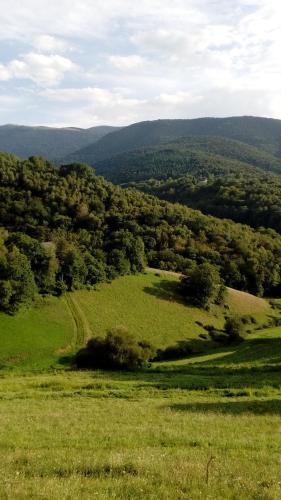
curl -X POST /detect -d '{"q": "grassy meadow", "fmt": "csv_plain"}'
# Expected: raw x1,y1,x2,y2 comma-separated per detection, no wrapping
0,296,73,371
0,272,280,498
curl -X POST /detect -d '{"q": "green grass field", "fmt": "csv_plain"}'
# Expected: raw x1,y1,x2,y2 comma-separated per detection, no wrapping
0,272,275,371
0,341,280,499
0,296,74,371
0,272,280,498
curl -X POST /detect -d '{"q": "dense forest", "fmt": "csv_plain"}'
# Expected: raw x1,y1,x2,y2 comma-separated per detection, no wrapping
1,152,281,313
130,172,281,234
95,139,281,184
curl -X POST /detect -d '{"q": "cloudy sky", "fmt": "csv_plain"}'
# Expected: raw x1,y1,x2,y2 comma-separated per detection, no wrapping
0,0,280,127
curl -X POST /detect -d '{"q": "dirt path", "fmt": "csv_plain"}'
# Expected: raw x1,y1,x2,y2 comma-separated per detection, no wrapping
64,293,92,348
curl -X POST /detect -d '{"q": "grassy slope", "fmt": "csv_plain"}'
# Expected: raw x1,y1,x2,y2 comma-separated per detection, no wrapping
0,296,74,371
74,272,269,349
0,272,272,370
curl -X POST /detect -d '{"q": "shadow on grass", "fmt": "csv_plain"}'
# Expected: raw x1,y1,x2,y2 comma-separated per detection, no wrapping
153,338,281,369
94,337,281,391
182,338,281,367
169,399,281,415
58,354,74,367
143,279,185,305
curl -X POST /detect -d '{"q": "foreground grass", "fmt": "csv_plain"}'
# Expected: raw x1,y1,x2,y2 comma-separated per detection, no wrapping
0,272,280,497
0,354,280,499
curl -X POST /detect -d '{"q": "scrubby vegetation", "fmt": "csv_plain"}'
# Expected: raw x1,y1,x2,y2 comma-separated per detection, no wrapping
224,316,244,343
75,327,155,370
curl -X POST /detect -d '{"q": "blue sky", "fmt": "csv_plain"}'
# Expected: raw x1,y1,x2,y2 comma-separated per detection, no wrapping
0,0,280,127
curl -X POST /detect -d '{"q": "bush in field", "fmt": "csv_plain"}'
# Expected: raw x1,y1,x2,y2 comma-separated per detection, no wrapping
75,327,155,370
224,316,244,343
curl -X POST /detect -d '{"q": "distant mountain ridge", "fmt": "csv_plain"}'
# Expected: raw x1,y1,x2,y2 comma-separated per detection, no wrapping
0,124,120,160
64,116,281,165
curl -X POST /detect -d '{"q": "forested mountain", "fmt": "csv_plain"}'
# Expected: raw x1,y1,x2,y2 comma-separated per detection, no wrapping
89,135,281,234
1,152,281,314
94,138,281,183
64,116,281,164
0,124,120,160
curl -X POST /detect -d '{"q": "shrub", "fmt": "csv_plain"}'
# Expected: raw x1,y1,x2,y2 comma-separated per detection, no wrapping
224,316,244,343
75,327,155,370
155,342,193,361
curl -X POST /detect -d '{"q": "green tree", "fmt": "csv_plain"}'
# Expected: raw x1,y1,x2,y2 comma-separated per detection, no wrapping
0,246,37,313
181,263,224,309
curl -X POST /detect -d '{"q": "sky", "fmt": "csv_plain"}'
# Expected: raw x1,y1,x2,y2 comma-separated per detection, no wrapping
0,0,281,128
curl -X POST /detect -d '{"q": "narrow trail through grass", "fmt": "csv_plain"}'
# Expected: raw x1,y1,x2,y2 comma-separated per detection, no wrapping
64,293,92,348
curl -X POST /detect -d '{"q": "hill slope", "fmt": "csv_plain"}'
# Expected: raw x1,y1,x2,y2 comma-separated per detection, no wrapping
65,116,281,164
0,124,120,159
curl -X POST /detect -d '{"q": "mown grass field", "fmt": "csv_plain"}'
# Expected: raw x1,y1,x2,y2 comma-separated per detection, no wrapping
0,272,280,498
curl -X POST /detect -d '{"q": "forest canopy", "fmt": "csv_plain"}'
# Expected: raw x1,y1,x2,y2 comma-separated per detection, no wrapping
1,152,281,312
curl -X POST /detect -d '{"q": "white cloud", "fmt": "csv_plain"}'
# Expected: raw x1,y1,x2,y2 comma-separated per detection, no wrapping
1,0,281,125
42,86,145,107
109,55,145,70
156,91,202,105
34,35,69,53
0,64,11,81
0,52,77,87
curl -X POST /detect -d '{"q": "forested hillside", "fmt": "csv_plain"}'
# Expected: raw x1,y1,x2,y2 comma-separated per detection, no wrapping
90,137,281,234
1,152,281,314
65,116,281,164
134,173,281,233
95,137,281,183
0,124,119,160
